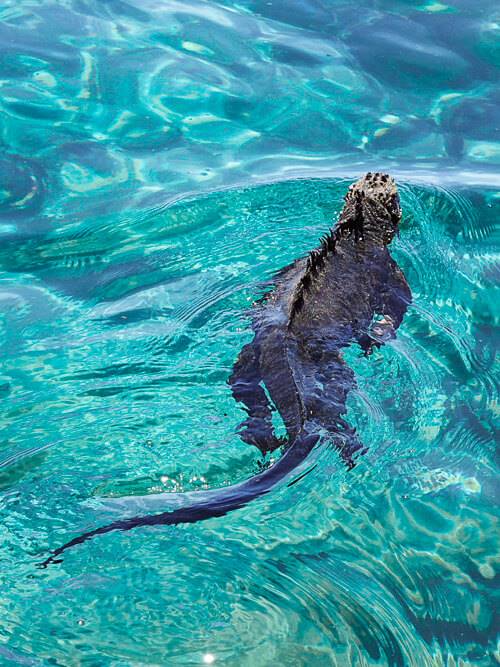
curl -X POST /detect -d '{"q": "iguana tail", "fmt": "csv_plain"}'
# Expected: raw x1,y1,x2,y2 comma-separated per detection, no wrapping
38,432,319,568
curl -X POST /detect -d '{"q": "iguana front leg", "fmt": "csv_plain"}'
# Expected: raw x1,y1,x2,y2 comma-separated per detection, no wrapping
228,340,281,454
359,314,398,355
359,262,411,355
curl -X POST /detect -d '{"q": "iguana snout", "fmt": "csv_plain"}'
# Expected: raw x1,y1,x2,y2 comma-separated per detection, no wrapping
346,172,402,244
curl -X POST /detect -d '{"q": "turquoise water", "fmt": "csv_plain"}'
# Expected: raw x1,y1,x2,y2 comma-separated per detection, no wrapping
0,0,499,665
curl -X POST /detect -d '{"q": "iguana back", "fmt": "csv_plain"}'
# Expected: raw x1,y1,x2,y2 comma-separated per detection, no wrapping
39,173,411,567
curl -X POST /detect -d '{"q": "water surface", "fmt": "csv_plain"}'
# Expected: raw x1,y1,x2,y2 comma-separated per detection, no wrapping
0,1,498,665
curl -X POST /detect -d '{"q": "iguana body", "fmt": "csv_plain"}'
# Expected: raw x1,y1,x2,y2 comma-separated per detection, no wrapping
40,173,411,567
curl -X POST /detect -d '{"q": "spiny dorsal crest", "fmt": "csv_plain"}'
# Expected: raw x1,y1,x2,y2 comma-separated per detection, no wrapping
288,172,398,323
289,228,337,321
288,202,364,322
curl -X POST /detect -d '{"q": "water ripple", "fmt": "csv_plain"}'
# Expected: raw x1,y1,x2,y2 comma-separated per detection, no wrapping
0,0,498,661
1,176,497,664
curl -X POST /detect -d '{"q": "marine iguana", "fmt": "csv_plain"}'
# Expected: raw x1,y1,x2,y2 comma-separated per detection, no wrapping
39,173,411,567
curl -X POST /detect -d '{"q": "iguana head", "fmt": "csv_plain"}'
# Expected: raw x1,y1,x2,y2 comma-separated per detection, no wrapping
344,172,401,245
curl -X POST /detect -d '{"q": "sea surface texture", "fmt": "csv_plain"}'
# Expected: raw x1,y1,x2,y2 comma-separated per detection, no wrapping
0,1,498,665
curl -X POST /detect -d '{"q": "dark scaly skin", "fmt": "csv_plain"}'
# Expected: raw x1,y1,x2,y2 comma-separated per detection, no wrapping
39,173,411,567
230,172,411,463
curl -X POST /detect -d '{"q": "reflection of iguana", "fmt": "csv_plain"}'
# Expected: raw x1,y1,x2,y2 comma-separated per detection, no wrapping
40,173,411,567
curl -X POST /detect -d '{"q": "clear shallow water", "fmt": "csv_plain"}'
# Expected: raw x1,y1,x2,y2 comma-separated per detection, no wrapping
0,1,498,665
